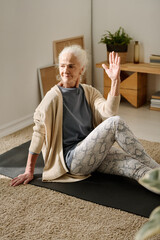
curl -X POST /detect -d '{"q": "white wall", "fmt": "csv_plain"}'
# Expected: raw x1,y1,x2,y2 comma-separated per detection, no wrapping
1,0,160,138
0,0,92,137
92,0,160,95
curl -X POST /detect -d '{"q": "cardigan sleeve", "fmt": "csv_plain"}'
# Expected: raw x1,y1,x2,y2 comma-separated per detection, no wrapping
99,92,121,120
29,85,60,156
29,109,45,154
28,88,55,155
82,84,120,125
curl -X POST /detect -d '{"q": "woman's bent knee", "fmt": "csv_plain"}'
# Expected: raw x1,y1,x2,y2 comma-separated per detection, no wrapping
105,115,124,125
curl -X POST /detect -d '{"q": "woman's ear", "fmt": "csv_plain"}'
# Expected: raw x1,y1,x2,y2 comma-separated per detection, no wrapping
80,67,84,75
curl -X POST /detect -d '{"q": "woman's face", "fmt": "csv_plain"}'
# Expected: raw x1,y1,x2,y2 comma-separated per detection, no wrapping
59,52,83,88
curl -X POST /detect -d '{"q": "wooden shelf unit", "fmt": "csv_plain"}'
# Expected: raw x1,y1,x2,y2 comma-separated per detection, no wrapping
96,62,160,108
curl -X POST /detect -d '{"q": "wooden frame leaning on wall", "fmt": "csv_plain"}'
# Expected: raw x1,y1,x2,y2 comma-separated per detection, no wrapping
53,35,84,64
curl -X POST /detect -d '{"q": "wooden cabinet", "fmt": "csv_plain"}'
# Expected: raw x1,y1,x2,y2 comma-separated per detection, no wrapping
96,62,160,108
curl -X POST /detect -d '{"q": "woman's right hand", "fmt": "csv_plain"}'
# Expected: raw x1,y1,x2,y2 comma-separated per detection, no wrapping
10,172,34,187
10,152,38,187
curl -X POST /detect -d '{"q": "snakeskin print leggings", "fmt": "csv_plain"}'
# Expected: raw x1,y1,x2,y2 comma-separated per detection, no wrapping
69,116,159,180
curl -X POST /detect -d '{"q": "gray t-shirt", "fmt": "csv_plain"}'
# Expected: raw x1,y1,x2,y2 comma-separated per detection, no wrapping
58,85,93,169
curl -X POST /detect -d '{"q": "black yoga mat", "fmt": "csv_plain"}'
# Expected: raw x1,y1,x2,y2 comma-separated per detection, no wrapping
0,141,160,218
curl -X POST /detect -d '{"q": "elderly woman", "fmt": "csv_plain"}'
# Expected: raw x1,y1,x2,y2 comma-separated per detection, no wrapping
11,45,160,194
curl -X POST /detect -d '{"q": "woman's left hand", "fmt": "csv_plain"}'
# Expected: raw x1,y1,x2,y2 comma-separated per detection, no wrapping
102,51,120,82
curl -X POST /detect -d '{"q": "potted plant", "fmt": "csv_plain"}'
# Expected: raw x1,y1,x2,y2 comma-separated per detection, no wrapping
99,27,132,63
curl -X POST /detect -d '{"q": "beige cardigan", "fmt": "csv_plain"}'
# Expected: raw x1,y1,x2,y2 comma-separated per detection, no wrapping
29,84,120,182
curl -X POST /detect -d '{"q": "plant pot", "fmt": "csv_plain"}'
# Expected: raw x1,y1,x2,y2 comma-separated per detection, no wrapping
106,44,128,64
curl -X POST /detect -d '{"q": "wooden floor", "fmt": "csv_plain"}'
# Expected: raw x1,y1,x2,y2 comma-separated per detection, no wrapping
118,99,160,143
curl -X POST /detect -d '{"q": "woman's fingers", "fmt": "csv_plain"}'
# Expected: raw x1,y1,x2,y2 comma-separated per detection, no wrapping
10,177,24,186
10,176,19,185
117,55,121,65
115,52,118,64
10,174,33,187
109,52,113,64
109,52,120,65
102,63,108,71
23,178,32,185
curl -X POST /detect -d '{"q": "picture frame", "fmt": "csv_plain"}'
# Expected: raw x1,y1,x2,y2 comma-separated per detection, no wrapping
38,64,59,98
53,35,84,64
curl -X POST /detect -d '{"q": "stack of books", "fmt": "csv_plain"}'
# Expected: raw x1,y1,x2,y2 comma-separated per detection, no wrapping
150,91,160,111
150,55,160,64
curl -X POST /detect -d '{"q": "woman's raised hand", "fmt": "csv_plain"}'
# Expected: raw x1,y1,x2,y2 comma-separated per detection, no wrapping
102,51,120,82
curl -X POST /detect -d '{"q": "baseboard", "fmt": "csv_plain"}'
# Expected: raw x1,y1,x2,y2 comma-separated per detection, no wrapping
0,114,33,138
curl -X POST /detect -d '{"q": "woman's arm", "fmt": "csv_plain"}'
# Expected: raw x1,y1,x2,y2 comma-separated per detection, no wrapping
102,51,121,96
10,112,45,187
10,152,39,187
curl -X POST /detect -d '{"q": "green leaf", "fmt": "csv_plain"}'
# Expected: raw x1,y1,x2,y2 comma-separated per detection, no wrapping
139,168,160,194
99,27,132,45
135,206,160,240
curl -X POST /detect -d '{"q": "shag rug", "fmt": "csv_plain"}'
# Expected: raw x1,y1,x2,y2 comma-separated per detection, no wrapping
0,125,160,240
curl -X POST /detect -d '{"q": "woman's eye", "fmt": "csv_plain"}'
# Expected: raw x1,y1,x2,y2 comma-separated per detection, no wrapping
69,65,75,68
60,64,75,69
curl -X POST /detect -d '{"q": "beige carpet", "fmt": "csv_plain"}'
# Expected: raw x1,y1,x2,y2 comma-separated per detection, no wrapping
0,125,160,240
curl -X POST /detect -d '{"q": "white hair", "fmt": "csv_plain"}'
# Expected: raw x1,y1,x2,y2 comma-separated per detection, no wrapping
58,45,88,75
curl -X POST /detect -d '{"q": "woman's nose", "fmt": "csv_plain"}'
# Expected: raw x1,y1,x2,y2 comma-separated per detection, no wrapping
64,65,69,72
